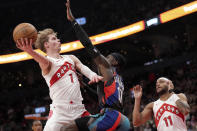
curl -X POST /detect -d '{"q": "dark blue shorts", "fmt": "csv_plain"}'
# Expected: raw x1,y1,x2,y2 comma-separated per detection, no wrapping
75,108,130,131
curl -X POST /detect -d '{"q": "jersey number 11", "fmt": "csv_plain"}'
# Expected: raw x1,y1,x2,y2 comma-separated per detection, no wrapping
163,116,173,127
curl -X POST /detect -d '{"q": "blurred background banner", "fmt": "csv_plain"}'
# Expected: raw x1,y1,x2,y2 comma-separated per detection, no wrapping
0,1,197,64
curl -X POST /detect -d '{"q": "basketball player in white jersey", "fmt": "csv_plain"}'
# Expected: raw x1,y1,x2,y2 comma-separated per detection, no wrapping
15,30,103,131
132,77,190,131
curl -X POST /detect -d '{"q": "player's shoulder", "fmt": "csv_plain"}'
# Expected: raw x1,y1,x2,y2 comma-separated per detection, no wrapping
61,54,75,59
153,98,161,104
176,93,187,100
64,54,77,59
146,102,154,109
61,54,70,57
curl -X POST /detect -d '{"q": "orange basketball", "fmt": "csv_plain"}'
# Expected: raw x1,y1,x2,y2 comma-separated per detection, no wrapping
13,23,37,43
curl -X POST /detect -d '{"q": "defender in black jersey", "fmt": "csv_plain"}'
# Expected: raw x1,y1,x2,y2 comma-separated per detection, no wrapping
60,1,130,131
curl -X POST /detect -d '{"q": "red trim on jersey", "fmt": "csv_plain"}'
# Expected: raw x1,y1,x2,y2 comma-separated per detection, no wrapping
154,103,185,127
48,110,53,119
107,112,121,131
81,111,90,117
50,61,76,87
104,80,116,100
102,96,105,104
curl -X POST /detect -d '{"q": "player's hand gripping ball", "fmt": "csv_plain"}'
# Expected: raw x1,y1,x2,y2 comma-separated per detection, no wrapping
13,23,37,43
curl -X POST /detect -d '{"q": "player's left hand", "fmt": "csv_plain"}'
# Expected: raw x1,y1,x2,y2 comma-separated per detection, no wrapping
16,38,34,52
66,0,75,21
88,75,103,85
133,85,143,99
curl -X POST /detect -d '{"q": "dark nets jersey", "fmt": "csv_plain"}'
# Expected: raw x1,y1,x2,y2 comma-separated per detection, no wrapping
97,69,124,110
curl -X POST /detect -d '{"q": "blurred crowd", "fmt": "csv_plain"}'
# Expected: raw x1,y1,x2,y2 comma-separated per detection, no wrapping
0,0,193,54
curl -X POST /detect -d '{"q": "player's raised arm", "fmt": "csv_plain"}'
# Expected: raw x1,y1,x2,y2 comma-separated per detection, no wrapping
132,85,153,127
66,0,113,81
66,0,98,58
16,38,51,75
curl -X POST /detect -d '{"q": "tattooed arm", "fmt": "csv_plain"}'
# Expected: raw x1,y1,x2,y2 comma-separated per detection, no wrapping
176,93,190,115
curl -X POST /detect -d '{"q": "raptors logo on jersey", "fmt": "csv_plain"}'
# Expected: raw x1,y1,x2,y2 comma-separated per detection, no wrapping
50,61,75,87
43,55,83,102
153,94,187,131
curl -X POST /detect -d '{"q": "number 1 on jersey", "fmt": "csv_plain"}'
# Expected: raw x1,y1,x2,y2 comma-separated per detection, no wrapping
163,116,173,127
69,73,74,83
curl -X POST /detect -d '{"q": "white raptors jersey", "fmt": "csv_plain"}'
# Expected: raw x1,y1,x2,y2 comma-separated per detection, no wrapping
43,55,83,103
153,94,187,131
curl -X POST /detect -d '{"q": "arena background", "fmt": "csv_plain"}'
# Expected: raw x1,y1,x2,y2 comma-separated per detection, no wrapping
0,0,197,130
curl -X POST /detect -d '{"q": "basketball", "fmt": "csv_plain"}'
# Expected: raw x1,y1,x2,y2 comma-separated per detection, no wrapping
13,23,37,43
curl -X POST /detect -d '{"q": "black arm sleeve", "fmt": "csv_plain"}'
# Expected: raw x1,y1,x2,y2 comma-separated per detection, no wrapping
71,20,100,58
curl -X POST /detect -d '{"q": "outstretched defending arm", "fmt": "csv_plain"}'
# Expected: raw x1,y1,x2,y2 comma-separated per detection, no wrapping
66,0,113,81
66,0,100,58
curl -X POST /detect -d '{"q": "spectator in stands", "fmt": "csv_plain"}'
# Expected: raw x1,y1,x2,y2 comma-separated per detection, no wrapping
32,120,42,131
